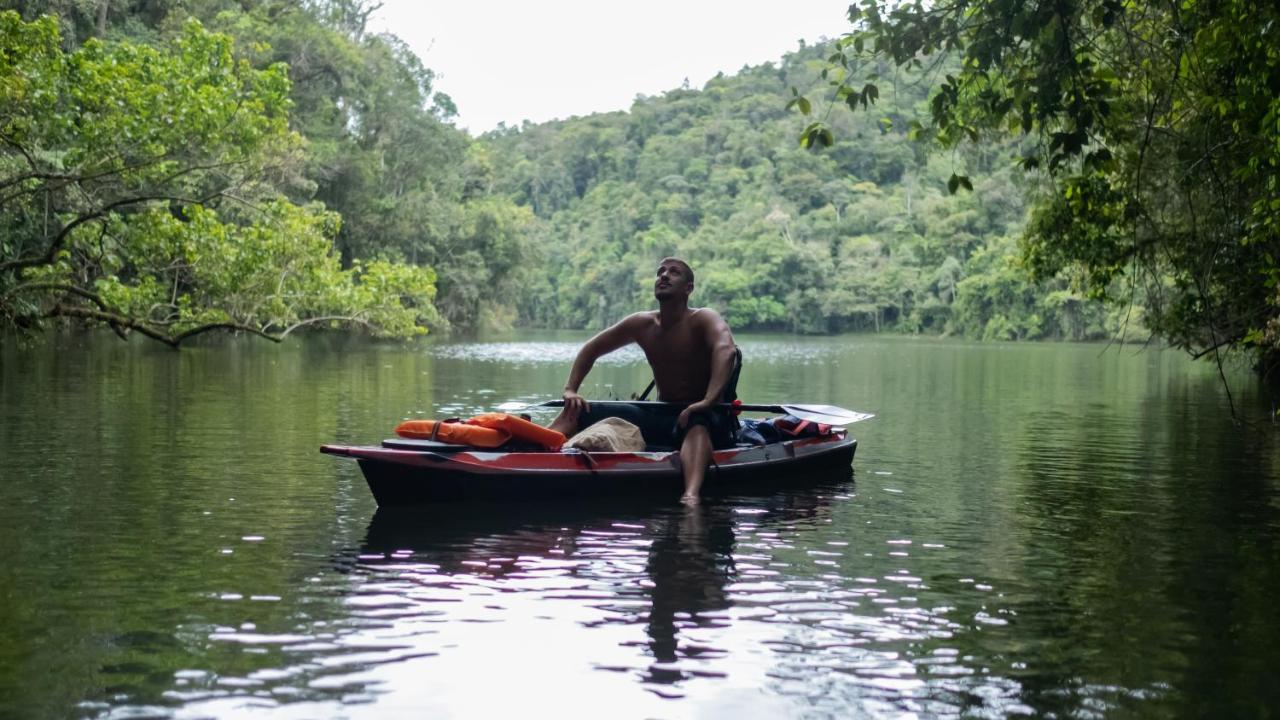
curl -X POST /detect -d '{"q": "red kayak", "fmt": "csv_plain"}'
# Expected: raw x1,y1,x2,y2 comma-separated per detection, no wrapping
321,431,858,506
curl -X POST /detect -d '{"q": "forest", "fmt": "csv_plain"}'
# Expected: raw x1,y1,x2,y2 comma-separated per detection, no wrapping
484,46,1121,340
14,0,1266,353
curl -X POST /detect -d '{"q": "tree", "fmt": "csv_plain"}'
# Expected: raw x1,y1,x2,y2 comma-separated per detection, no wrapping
813,0,1280,376
0,13,437,346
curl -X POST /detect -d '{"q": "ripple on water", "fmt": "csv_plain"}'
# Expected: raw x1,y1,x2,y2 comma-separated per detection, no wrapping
148,497,1039,717
426,339,852,366
429,342,646,365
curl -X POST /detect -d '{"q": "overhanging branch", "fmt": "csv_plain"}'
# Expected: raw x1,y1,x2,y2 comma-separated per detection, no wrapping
170,322,282,345
279,314,380,338
44,305,179,347
0,192,203,273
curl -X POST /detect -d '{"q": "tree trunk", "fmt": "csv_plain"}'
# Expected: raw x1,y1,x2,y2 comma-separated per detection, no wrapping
97,0,109,36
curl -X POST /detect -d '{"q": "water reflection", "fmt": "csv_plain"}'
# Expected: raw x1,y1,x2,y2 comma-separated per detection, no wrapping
356,499,743,697
350,482,850,703
642,506,735,683
1006,395,1280,718
155,469,1076,718
6,334,1279,719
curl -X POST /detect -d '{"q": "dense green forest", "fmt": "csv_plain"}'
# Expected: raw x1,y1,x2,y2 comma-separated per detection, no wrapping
1,0,1137,346
485,46,1125,339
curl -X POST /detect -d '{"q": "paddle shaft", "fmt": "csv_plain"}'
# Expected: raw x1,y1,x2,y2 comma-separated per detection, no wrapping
538,399,788,413
520,399,872,425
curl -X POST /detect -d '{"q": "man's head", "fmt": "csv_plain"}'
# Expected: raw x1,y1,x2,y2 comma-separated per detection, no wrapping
654,257,694,302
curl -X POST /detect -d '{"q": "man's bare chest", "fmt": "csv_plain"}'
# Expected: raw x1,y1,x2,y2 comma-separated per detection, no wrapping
637,323,707,359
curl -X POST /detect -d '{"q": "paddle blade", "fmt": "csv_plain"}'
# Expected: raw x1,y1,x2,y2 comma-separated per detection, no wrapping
781,404,875,426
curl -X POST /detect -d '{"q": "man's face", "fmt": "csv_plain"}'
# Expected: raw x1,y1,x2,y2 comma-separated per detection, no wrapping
654,261,692,301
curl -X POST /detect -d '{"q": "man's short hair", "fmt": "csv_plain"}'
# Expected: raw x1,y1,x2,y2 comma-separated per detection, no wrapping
659,257,695,286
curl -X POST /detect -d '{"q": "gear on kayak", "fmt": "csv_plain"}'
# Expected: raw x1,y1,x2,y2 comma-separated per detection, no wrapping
395,413,567,451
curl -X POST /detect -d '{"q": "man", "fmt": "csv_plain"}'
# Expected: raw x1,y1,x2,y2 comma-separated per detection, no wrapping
548,258,739,505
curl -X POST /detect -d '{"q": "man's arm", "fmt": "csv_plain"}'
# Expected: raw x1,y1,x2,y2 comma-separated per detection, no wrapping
678,310,737,427
562,313,649,414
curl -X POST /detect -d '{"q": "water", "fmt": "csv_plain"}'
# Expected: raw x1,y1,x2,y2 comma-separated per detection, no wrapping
1,332,1277,719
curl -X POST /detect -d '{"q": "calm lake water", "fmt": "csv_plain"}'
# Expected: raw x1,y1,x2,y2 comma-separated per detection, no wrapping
1,332,1278,719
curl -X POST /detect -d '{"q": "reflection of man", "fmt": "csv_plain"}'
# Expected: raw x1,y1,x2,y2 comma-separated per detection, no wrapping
548,258,739,504
644,505,734,679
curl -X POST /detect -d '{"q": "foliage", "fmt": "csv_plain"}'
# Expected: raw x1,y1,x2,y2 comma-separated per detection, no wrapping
0,12,435,345
812,0,1280,371
2,1,1142,346
487,44,1116,339
207,0,530,330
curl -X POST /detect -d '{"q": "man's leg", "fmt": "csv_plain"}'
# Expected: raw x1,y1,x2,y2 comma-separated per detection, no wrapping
547,404,581,437
679,424,712,505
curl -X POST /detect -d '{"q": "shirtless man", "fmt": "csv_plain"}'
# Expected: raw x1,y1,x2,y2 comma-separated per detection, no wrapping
548,258,739,505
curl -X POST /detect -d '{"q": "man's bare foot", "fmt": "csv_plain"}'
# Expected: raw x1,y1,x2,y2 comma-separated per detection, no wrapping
680,493,700,506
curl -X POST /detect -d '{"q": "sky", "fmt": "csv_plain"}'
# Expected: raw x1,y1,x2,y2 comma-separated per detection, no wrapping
367,1,852,133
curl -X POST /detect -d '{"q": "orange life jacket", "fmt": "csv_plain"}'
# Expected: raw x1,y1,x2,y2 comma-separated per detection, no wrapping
394,413,566,451
394,419,510,448
466,413,566,451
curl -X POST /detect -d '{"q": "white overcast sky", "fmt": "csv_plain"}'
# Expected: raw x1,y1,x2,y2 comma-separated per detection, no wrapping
368,1,852,133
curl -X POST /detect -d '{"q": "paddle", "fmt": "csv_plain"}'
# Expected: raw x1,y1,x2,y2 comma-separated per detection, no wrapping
495,399,874,426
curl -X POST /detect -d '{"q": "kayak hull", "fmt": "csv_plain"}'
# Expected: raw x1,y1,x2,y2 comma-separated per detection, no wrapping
322,432,857,506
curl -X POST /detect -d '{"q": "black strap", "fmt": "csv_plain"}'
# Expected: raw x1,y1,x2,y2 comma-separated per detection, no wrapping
636,379,656,401
723,346,742,402
430,418,460,442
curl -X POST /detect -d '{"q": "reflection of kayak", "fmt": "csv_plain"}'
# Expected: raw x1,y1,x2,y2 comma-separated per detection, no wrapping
321,431,857,507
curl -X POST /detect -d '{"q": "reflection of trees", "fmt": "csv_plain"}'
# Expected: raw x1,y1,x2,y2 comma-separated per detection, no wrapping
1008,387,1280,717
0,340,382,717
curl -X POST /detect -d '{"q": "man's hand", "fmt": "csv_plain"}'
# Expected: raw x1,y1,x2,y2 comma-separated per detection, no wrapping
677,399,715,428
563,389,589,418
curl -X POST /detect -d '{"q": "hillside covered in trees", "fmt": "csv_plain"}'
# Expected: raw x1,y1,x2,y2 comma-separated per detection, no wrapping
484,43,1127,340
1,0,1130,345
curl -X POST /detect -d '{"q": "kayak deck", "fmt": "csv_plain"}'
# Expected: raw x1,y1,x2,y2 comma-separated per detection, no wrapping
322,432,857,506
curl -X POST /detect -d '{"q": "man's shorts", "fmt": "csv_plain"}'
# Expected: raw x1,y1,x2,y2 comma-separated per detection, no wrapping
575,347,742,451
575,402,738,451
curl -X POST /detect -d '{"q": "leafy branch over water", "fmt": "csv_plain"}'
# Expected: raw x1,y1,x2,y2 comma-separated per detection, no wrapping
0,12,437,346
804,0,1280,377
